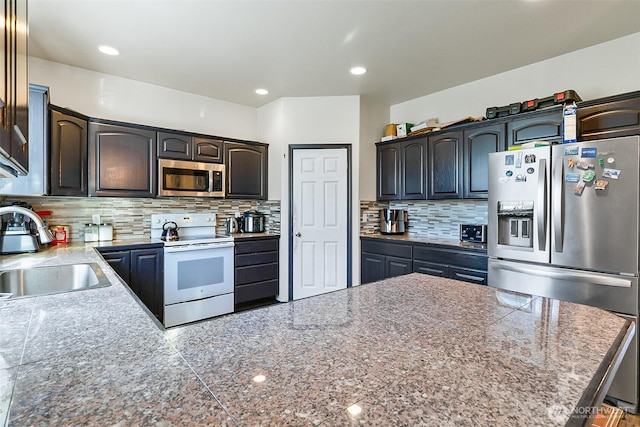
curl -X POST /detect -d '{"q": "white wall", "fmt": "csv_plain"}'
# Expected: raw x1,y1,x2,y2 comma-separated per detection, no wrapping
359,96,390,201
29,58,258,141
391,33,640,125
257,96,361,301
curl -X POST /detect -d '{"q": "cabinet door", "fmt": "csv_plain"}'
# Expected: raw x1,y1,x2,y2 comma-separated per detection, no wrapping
225,141,267,199
507,109,562,147
401,138,427,200
463,123,505,199
428,131,462,199
131,248,164,320
385,256,412,278
193,137,223,163
89,123,157,197
0,0,28,175
157,131,191,160
100,250,131,285
376,142,401,200
361,252,385,284
50,109,88,196
578,95,640,141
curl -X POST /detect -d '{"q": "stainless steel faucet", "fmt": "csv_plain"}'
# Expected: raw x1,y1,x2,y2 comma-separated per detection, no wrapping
0,206,54,244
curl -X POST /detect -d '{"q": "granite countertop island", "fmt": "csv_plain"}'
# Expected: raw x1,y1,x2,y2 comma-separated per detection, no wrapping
0,243,633,426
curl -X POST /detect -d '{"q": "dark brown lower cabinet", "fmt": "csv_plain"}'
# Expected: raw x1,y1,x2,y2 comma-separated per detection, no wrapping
361,238,412,284
360,237,488,285
234,236,279,310
99,245,164,321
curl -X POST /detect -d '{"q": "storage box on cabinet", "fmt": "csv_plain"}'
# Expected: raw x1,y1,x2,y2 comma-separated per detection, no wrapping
234,237,279,307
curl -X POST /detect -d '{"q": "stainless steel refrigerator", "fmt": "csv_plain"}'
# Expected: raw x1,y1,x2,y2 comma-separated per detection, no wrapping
488,135,640,411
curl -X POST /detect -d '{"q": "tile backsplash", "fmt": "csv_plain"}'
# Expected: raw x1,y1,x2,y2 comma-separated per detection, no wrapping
1,196,280,242
360,199,488,239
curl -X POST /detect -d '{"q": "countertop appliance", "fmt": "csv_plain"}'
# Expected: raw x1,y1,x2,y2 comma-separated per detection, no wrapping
488,135,640,412
157,159,225,198
379,209,408,234
0,203,54,254
460,224,487,243
242,210,265,233
225,217,241,234
151,213,234,327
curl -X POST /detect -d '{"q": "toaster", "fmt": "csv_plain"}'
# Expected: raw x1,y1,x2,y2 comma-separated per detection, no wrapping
460,224,487,243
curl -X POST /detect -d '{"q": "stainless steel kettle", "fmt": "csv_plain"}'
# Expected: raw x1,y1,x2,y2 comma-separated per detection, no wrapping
225,217,240,234
161,221,179,241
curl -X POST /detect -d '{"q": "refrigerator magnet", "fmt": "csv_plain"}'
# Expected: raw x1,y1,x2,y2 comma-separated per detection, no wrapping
567,158,575,169
576,161,594,170
594,179,609,190
582,171,596,182
564,146,579,155
574,181,586,195
602,168,621,179
581,147,597,157
565,173,581,183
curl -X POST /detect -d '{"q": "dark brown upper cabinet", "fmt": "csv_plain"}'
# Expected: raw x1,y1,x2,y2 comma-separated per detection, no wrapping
428,131,463,199
157,131,191,160
376,137,427,201
578,92,640,141
50,107,88,196
507,109,562,148
193,137,223,163
376,142,400,200
463,123,505,199
88,122,157,197
0,0,29,176
224,141,268,199
157,131,224,163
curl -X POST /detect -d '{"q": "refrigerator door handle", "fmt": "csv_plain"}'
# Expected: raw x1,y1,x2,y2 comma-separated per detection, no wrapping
493,261,632,288
536,158,547,251
553,158,564,252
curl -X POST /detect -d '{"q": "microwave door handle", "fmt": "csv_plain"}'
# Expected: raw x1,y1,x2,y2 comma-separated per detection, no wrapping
208,171,215,193
536,158,547,251
553,157,564,252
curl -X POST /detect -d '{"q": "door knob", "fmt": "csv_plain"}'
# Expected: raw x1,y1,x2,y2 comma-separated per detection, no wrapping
295,232,302,237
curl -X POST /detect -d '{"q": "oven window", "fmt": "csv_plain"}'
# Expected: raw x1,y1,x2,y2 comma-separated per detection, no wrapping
163,168,209,191
177,258,224,289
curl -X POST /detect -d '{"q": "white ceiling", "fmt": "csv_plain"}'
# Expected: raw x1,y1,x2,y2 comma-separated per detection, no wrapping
28,0,640,109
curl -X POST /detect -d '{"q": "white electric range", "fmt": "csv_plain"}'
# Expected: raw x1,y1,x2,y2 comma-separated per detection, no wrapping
151,213,234,327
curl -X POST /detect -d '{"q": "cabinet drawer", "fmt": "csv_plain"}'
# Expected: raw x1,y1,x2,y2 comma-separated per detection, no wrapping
235,238,278,255
235,251,278,267
450,267,488,285
235,279,278,305
449,253,488,271
235,263,278,285
413,260,448,277
361,239,412,258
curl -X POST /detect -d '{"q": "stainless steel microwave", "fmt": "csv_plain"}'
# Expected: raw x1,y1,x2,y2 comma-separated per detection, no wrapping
158,159,225,198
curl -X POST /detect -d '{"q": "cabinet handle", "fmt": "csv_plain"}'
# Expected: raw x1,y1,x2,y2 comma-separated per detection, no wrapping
456,273,485,282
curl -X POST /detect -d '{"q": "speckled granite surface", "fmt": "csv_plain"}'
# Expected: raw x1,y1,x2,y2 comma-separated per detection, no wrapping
0,244,632,426
361,233,487,252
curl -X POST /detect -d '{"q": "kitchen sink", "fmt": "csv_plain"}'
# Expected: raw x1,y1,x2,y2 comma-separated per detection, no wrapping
0,263,111,300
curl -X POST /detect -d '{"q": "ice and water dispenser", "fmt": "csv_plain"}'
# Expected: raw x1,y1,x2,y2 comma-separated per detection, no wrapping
497,201,534,248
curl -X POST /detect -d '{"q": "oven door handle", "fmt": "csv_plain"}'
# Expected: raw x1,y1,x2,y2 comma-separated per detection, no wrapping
164,242,235,253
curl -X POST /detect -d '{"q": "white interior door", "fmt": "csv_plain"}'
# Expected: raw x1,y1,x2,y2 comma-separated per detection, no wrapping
292,148,348,300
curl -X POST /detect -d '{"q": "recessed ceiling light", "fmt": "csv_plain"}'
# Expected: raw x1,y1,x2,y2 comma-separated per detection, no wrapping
98,45,120,56
255,88,269,95
350,66,367,75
